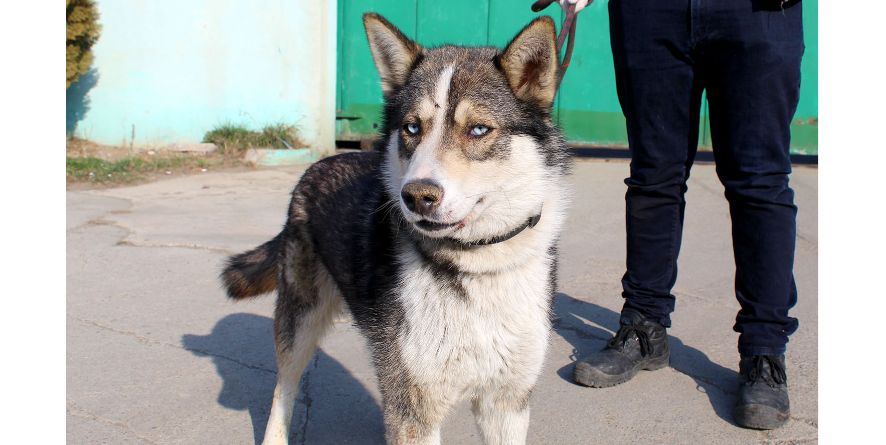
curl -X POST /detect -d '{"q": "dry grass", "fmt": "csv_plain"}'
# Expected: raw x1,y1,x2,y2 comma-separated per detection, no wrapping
66,138,248,188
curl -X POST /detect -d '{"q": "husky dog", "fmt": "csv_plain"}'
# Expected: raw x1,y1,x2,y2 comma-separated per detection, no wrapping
221,13,571,445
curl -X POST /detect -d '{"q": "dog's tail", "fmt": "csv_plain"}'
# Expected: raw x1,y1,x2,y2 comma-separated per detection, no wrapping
221,231,284,300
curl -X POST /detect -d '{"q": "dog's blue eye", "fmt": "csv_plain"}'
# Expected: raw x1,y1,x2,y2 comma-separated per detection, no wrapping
469,125,490,137
404,122,421,135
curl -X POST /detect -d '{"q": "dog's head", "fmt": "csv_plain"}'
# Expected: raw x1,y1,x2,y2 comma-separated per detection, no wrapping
365,13,570,244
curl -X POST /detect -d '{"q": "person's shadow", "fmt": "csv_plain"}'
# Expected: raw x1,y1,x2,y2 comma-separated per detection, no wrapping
182,313,385,444
550,293,742,426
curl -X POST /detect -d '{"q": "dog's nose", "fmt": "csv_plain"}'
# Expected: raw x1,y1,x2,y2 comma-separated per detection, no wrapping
401,180,443,216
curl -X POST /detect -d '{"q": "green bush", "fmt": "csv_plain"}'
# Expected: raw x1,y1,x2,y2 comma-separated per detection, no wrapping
203,123,305,155
67,0,101,88
259,124,304,148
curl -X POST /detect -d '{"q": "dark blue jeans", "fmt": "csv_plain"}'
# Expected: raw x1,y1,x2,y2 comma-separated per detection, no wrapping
608,0,803,356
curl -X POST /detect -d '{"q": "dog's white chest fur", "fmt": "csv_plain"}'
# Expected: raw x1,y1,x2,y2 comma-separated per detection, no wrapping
395,244,553,398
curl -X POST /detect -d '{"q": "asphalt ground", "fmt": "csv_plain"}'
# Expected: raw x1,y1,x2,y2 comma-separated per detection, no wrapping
67,158,818,444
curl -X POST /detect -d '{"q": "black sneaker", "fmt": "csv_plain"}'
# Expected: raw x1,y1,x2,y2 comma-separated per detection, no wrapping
733,355,790,429
573,311,670,388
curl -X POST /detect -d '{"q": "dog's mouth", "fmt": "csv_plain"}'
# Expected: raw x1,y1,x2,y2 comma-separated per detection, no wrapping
415,219,463,232
406,197,486,237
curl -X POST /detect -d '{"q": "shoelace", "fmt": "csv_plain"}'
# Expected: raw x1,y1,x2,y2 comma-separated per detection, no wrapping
608,325,652,357
747,355,787,387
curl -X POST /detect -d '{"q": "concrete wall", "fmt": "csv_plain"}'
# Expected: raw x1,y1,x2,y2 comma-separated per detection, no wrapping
67,0,337,157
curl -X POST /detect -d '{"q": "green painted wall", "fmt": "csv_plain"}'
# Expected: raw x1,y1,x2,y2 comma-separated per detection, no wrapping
336,0,818,155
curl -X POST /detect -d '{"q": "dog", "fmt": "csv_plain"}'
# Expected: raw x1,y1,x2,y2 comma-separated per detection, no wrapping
221,13,571,445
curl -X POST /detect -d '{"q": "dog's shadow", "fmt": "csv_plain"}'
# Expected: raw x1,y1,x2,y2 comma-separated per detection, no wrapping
182,313,385,444
551,293,742,426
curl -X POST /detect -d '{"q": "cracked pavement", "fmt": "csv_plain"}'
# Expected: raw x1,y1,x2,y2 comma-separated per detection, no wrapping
67,158,818,444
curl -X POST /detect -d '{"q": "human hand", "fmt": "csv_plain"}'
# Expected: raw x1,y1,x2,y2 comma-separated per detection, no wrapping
560,0,591,13
531,0,591,13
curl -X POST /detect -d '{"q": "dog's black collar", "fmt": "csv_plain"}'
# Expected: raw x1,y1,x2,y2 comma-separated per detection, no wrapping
445,210,542,247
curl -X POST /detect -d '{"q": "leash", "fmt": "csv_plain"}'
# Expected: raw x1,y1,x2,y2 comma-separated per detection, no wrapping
531,0,589,82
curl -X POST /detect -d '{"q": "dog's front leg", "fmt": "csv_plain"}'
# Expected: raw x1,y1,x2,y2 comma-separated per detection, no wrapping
471,386,533,445
385,420,441,445
380,381,447,445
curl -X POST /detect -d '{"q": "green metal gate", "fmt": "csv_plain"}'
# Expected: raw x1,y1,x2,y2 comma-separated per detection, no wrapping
336,0,818,155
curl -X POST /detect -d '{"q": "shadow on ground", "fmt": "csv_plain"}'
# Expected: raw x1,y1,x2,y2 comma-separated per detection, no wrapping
551,293,741,426
180,296,743,442
182,313,385,445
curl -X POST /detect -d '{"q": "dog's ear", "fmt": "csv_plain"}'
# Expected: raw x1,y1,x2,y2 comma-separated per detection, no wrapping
364,13,422,96
499,17,560,109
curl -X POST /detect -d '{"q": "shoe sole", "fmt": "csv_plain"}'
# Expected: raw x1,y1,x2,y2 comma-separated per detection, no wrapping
733,404,790,430
573,354,670,388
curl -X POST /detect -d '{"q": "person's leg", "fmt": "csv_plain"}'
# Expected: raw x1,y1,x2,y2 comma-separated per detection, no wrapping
574,0,700,387
702,0,802,362
701,0,804,429
610,0,702,328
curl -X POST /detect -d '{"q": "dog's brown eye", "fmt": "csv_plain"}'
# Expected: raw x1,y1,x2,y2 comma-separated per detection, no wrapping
469,125,490,137
404,122,421,135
